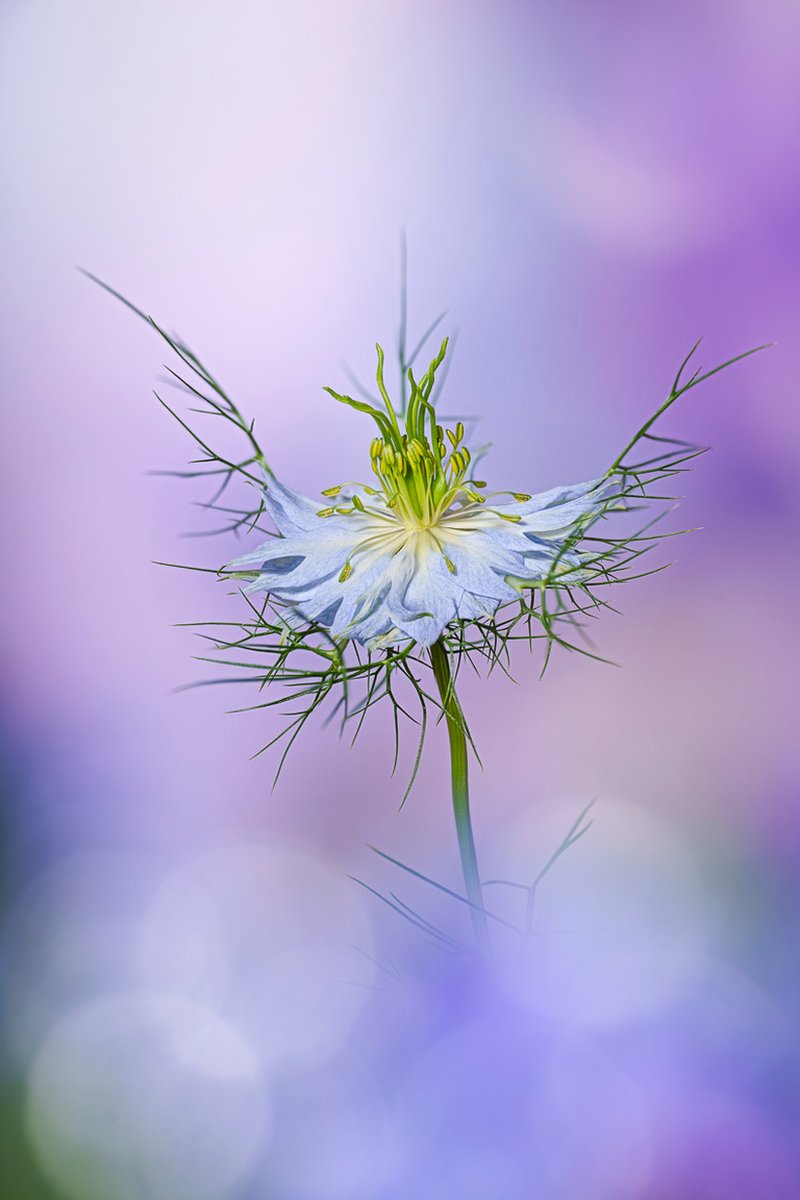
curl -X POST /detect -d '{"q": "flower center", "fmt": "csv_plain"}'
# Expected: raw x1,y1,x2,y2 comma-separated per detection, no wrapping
370,419,487,525
316,338,533,582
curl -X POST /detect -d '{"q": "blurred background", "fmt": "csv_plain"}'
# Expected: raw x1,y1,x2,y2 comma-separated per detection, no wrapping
2,1,799,1196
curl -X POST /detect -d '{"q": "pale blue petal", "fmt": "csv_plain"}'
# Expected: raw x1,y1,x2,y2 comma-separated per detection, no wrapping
494,478,610,536
514,478,605,514
443,533,527,602
233,517,372,593
226,539,287,569
396,560,458,644
382,541,512,646
261,474,325,534
290,551,396,638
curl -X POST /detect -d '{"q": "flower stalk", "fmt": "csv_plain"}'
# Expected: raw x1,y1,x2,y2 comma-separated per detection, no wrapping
429,639,490,952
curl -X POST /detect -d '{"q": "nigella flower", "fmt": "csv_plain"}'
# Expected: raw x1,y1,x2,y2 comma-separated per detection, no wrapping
229,416,610,651
88,265,766,952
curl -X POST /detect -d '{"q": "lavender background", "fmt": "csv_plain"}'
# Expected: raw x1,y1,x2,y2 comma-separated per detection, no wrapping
2,2,799,1197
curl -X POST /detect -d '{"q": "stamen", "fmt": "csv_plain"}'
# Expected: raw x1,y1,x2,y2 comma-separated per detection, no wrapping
316,506,336,517
338,562,353,582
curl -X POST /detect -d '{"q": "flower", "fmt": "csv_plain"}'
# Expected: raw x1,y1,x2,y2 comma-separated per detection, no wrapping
229,341,612,650
87,265,768,931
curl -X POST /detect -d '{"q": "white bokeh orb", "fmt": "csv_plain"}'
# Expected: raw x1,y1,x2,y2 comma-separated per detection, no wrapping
137,842,375,1071
26,991,270,1200
1,850,162,1064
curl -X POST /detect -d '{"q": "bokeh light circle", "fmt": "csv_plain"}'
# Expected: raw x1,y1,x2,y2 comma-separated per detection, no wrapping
137,842,375,1070
26,991,270,1200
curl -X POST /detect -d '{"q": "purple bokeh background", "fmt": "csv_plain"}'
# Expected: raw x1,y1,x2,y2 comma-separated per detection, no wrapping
2,2,799,1197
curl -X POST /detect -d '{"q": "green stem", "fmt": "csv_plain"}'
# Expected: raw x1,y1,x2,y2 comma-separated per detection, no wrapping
429,639,490,952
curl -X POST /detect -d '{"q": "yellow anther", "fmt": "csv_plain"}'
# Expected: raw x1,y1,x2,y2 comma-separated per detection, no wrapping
382,444,395,467
455,421,464,442
462,447,471,466
436,425,444,442
499,512,522,522
472,480,487,488
438,442,447,459
370,437,383,459
396,453,408,477
450,451,465,474
338,562,353,582
512,493,531,502
446,428,458,448
352,494,365,512
464,490,485,504
316,506,335,517
320,486,341,498
442,552,457,574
